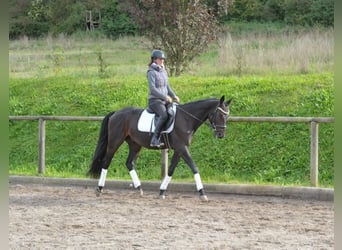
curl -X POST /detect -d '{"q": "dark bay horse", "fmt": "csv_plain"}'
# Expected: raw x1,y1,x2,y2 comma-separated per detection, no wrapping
88,96,232,200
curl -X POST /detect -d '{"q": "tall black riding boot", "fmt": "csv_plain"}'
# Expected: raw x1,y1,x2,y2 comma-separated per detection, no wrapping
150,118,166,147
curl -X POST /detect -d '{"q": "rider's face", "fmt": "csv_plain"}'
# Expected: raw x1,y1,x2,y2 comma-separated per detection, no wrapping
155,58,164,66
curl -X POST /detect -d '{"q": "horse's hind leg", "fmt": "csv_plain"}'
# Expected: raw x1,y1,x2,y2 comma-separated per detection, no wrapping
96,141,124,196
126,139,143,195
96,151,114,195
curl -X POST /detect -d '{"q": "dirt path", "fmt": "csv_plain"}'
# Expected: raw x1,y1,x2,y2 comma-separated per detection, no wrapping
9,183,334,249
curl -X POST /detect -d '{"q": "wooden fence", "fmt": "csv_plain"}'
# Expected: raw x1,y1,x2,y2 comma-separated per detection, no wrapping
9,115,334,187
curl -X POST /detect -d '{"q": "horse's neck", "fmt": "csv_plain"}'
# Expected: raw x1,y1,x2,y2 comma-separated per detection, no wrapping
182,99,217,125
193,107,212,121
194,100,217,118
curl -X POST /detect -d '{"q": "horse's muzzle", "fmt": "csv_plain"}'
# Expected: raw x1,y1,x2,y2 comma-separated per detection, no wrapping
214,131,225,139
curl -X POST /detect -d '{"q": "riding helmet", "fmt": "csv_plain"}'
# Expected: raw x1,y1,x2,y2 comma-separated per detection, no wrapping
151,49,166,59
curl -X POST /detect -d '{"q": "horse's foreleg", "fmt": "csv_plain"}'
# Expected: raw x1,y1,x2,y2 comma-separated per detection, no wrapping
129,170,143,196
159,153,181,199
181,147,208,201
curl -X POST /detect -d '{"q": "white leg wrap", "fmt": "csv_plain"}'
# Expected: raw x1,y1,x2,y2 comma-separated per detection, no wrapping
98,168,108,187
194,173,203,191
160,175,172,190
129,170,141,188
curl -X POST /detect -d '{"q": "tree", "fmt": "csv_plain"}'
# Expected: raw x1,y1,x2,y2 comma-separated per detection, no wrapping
100,0,138,38
120,0,227,76
46,0,87,35
9,0,49,38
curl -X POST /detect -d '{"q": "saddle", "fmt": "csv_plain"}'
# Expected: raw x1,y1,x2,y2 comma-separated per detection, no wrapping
137,103,177,133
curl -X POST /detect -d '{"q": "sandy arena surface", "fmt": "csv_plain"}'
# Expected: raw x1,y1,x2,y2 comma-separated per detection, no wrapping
9,183,334,249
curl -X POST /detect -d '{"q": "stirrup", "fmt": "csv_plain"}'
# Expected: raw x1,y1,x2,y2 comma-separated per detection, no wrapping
150,138,164,147
150,141,165,147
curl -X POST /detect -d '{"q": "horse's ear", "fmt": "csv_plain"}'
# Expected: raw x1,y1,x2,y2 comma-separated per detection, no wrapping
220,95,225,104
225,98,233,106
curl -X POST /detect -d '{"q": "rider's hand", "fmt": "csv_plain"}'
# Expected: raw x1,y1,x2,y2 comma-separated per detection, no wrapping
166,95,173,103
173,96,180,103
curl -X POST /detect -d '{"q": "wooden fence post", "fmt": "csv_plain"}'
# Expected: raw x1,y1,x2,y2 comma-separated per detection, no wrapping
310,121,319,187
38,118,46,174
161,149,168,179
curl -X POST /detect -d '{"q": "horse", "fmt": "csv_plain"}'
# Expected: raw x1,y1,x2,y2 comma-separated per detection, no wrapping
88,95,232,201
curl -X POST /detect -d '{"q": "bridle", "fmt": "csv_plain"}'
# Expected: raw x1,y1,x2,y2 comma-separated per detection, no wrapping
177,105,229,132
209,107,230,132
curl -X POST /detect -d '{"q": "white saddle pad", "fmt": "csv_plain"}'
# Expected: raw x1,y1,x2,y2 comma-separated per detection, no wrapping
137,104,177,133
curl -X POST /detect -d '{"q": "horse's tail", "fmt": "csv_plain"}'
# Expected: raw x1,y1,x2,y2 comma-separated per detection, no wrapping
88,111,115,178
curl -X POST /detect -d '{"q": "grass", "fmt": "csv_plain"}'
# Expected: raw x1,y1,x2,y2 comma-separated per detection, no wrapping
9,25,333,78
9,23,334,187
214,28,333,76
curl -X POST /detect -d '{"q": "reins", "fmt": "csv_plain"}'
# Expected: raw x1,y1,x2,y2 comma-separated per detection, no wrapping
176,105,205,123
176,104,229,131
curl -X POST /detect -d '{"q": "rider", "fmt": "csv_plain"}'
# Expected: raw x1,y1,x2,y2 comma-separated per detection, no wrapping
147,49,180,147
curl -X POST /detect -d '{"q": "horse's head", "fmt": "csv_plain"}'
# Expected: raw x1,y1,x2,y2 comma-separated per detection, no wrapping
208,96,232,138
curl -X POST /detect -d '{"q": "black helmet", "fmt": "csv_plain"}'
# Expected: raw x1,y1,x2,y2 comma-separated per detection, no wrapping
151,49,166,59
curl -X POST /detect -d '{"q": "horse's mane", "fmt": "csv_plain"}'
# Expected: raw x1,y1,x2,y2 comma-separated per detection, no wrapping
180,98,219,108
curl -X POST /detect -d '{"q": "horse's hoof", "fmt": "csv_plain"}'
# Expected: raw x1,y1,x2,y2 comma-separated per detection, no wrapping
95,187,102,197
138,186,144,196
200,195,208,202
159,190,167,199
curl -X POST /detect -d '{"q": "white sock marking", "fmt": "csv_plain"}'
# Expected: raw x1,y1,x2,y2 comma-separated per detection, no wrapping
98,168,108,187
194,173,203,191
160,175,172,190
129,170,141,188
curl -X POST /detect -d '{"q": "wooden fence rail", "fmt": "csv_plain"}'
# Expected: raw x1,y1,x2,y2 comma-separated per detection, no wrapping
9,115,334,187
